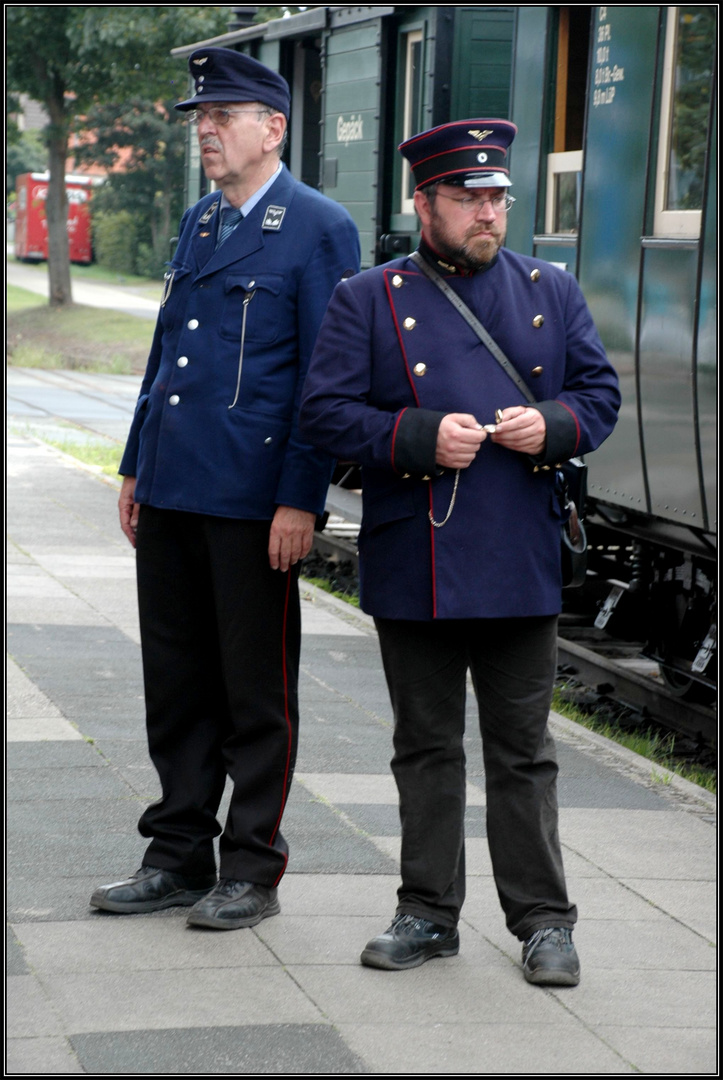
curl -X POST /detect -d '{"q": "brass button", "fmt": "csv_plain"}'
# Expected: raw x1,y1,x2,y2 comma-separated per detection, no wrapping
392,275,404,288
403,317,416,330
531,366,543,376
530,269,541,282
413,363,427,376
532,315,544,328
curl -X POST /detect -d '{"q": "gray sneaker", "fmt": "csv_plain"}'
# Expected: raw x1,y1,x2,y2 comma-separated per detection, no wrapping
522,927,580,986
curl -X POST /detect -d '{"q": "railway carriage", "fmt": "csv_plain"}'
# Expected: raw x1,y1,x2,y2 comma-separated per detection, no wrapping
175,5,716,702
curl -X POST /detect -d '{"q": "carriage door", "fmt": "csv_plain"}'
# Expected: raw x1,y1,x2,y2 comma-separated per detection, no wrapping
320,7,390,268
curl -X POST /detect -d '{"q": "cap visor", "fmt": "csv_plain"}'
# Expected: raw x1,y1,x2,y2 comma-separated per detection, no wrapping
463,173,512,188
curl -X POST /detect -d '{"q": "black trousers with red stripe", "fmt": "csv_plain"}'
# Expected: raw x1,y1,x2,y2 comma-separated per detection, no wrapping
134,506,300,887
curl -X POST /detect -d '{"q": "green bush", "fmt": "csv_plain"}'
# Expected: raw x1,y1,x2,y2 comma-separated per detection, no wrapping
92,210,138,276
134,241,167,281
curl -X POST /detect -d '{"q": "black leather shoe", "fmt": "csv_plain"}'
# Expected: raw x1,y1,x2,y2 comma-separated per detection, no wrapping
90,866,217,914
186,879,280,930
522,927,580,986
360,913,460,970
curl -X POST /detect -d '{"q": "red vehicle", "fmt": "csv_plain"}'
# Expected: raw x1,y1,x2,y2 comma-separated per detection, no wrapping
14,173,98,264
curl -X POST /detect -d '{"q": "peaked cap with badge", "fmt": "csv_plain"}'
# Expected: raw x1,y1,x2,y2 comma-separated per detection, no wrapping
175,46,291,118
399,118,517,189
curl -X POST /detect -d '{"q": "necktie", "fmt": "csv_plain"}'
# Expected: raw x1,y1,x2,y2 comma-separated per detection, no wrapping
216,206,243,249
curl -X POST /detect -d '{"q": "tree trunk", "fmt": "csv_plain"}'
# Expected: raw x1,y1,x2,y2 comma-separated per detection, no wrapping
46,118,72,307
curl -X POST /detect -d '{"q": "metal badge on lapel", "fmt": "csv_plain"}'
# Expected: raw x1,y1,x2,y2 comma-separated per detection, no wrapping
262,205,286,231
198,200,219,226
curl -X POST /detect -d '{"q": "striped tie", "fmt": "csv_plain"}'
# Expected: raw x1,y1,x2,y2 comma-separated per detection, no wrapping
216,206,243,249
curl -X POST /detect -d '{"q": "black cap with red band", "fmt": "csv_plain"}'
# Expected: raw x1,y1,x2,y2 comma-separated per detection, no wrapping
399,119,517,190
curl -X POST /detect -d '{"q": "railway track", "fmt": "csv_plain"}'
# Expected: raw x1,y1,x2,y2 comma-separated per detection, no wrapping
309,496,717,753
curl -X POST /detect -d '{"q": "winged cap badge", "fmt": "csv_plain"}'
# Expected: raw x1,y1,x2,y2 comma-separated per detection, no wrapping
468,129,494,142
193,56,209,65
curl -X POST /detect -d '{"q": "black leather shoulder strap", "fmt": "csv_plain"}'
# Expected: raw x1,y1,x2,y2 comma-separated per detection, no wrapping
409,250,536,405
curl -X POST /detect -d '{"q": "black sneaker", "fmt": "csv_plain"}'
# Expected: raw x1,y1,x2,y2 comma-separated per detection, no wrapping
90,866,217,914
522,927,580,986
360,913,460,970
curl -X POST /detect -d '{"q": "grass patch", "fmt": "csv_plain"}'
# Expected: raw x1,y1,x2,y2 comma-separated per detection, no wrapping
7,286,153,374
44,437,124,478
552,686,716,794
301,576,360,607
7,284,47,312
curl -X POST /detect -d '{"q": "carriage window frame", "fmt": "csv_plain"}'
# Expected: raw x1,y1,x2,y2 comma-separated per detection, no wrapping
653,6,711,238
545,150,583,234
400,29,424,216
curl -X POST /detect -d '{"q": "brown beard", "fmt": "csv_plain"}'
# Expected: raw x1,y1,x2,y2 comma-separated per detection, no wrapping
427,208,504,271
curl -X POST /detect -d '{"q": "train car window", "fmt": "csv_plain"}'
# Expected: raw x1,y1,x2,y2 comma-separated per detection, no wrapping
542,6,591,235
400,30,424,216
545,150,582,234
654,6,715,238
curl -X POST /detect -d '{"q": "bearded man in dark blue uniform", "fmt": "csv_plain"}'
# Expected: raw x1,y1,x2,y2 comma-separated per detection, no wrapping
300,119,620,984
91,48,360,929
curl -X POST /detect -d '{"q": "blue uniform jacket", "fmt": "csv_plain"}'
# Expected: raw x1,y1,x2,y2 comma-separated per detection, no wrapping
120,166,360,520
299,248,621,620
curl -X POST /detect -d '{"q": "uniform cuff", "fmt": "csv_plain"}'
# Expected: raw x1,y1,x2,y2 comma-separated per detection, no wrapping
529,400,580,466
392,408,447,476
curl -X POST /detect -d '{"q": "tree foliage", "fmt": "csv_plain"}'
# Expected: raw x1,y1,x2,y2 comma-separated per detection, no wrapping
6,6,230,300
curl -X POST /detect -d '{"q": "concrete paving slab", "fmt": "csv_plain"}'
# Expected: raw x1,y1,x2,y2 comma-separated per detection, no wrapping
13,919,277,975
590,1025,718,1075
254,914,392,965
7,975,64,1037
69,1025,367,1075
8,766,129,801
574,918,716,970
339,1022,635,1074
287,945,577,1026
38,968,324,1033
7,926,30,976
7,740,104,768
6,1036,85,1075
271,873,401,917
555,968,717,1029
619,878,717,942
559,808,716,880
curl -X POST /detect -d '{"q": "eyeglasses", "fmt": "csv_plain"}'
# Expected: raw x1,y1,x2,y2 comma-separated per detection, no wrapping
185,107,271,127
434,191,516,213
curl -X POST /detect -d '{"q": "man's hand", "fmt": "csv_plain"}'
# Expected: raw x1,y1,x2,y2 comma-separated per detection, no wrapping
269,505,317,572
491,406,547,456
435,413,487,469
119,475,140,548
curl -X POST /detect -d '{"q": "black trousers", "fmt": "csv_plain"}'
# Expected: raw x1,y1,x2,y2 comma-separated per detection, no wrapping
134,506,300,886
374,615,577,940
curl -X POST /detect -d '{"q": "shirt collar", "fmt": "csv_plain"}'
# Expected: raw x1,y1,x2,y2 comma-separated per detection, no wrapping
218,162,283,218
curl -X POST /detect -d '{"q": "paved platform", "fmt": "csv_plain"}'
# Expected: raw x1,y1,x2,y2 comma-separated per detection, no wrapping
6,371,717,1074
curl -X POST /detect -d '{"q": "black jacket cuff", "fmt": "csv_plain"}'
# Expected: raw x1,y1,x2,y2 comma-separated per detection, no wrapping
392,408,447,476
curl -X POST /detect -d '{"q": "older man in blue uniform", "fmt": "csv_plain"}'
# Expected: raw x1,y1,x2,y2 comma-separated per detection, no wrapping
91,49,360,929
300,119,620,984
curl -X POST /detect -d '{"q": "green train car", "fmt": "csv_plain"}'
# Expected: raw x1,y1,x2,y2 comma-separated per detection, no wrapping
175,6,716,700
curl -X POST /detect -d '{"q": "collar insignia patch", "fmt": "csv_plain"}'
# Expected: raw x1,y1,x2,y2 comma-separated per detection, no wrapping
198,200,219,225
262,205,286,231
